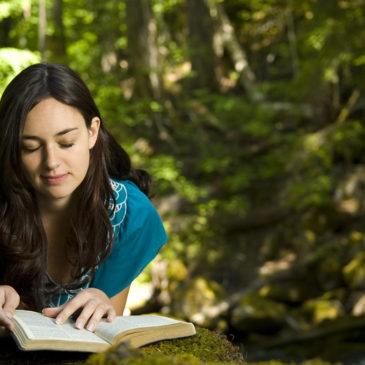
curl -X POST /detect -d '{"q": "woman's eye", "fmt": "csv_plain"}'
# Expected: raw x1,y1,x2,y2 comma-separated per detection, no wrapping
22,146,40,153
60,143,74,148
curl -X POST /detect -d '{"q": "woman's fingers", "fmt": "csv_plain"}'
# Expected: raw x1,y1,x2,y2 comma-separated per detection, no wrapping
0,286,20,331
54,296,83,325
42,306,63,318
106,306,116,322
87,305,116,331
73,299,99,330
0,311,13,331
42,288,115,331
2,287,20,319
80,303,107,332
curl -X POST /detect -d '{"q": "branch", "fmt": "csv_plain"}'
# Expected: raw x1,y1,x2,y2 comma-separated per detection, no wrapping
335,88,360,125
205,0,264,102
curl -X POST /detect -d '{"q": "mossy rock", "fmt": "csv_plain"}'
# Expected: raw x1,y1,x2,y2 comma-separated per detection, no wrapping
316,257,343,291
301,297,345,324
231,292,286,334
171,278,227,328
259,280,315,304
86,327,244,365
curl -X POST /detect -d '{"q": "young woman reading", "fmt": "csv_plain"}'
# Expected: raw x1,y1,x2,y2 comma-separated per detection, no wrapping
0,63,167,334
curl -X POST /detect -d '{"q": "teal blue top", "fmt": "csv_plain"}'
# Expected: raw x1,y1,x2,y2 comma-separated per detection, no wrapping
45,178,168,307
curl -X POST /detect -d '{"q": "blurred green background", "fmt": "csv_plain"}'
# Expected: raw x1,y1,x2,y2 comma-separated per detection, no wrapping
2,0,365,363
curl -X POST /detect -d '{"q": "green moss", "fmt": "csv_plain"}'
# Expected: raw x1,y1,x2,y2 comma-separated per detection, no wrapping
140,327,244,363
87,327,244,365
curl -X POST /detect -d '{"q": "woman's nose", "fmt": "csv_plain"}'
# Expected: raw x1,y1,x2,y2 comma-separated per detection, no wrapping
44,146,60,170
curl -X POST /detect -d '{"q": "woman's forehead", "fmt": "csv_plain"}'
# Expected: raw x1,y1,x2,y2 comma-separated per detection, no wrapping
23,98,85,135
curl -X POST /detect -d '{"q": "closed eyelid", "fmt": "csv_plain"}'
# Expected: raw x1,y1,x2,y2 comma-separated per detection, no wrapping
21,141,41,149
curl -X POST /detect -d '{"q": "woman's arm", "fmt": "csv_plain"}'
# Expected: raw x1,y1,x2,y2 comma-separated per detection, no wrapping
110,286,130,316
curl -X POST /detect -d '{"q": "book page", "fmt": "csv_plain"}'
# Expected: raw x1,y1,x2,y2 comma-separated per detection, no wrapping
14,310,108,345
95,315,182,343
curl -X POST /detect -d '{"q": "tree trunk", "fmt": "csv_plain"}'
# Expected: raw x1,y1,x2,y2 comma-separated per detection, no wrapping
206,0,263,101
286,2,299,77
0,17,13,47
186,0,218,92
38,0,46,62
126,0,161,99
49,0,67,62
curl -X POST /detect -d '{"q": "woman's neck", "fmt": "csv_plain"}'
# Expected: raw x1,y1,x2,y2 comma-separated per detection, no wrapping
37,196,76,237
36,192,76,217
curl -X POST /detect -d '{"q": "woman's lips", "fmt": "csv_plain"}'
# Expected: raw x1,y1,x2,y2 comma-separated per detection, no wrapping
42,174,69,184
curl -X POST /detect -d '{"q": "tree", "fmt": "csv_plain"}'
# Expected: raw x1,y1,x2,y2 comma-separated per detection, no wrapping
185,0,218,91
205,0,263,100
49,0,67,62
126,0,161,99
38,0,46,61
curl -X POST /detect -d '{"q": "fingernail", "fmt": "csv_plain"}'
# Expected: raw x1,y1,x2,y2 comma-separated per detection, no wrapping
55,316,62,325
86,323,95,332
5,312,12,320
75,321,83,329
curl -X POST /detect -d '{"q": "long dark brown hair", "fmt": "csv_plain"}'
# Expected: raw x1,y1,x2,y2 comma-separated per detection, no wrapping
0,63,151,311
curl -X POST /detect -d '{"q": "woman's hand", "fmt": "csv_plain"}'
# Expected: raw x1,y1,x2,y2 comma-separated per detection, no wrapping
0,285,20,331
42,288,116,332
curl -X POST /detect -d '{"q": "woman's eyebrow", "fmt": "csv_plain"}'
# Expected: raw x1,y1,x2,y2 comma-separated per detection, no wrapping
22,128,79,140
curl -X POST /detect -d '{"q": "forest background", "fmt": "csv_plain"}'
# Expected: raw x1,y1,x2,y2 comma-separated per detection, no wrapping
1,0,365,363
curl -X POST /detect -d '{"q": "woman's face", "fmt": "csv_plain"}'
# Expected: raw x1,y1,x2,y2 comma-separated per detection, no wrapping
21,97,99,208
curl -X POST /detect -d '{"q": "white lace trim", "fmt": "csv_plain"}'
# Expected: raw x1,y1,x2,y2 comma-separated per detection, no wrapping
109,180,127,236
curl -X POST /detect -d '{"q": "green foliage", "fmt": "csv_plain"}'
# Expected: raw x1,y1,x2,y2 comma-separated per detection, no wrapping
0,48,40,95
0,0,25,20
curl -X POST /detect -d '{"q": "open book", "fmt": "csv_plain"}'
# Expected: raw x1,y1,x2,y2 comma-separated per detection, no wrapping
11,310,196,353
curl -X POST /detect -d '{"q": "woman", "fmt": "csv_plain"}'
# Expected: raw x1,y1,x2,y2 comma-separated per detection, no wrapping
0,63,167,333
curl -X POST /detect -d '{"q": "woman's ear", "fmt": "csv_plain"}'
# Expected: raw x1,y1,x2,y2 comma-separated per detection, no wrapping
88,117,100,149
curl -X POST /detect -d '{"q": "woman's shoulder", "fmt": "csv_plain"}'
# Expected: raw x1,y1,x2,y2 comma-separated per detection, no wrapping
109,178,150,206
108,178,153,233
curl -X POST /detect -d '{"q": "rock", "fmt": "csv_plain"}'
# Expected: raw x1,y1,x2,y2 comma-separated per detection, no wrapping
231,292,287,334
86,327,244,364
170,277,227,328
316,256,343,291
259,280,315,304
301,297,345,324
